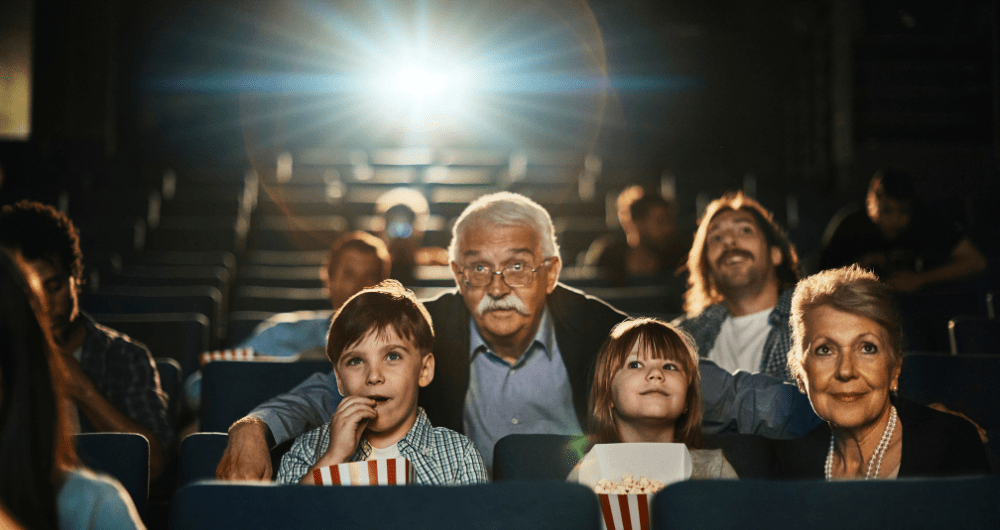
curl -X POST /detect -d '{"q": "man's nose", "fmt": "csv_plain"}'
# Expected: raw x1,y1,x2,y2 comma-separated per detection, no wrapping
487,270,511,298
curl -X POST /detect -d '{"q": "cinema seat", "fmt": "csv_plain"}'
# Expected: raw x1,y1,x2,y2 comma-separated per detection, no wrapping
75,433,150,516
652,476,1000,530
171,481,599,530
199,360,334,432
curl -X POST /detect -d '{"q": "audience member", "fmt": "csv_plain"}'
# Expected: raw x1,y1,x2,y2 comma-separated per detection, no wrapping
276,280,488,485
182,231,389,411
0,201,171,478
374,188,448,285
773,266,990,479
674,192,801,381
571,318,737,479
241,231,391,357
216,192,818,479
583,185,691,289
0,250,144,530
818,168,987,292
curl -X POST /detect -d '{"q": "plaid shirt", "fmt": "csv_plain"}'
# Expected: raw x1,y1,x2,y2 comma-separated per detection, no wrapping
674,289,794,381
277,407,489,485
77,315,173,449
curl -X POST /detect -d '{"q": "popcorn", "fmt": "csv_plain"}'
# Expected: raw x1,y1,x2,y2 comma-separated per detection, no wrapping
593,474,665,495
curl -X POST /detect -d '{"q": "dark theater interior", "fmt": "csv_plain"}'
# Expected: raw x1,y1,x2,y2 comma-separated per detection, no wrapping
1,1,998,529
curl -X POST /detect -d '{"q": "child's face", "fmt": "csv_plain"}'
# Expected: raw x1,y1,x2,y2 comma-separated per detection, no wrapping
610,343,689,430
334,326,434,442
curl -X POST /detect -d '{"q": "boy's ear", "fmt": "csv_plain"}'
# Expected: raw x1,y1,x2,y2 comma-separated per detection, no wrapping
333,369,345,396
418,352,435,388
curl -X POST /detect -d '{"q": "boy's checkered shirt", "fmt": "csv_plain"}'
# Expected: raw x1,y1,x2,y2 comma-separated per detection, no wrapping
277,407,489,485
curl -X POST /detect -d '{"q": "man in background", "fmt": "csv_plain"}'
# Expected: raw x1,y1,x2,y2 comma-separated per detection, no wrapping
0,200,172,477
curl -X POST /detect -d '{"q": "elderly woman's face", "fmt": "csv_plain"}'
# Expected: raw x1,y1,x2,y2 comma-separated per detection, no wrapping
798,305,900,432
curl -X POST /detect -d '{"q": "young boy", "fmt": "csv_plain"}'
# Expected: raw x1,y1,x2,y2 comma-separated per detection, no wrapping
276,280,489,485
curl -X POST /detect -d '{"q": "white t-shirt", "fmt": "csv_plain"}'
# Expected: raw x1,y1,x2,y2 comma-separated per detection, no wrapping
367,442,402,460
706,307,772,374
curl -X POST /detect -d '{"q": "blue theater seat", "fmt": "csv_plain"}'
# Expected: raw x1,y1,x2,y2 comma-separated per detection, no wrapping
178,433,230,486
75,433,150,516
652,476,1000,530
200,360,334,432
171,481,599,530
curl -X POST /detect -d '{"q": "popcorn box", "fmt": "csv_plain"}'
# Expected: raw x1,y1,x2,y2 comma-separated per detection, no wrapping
312,458,413,486
199,348,255,366
576,443,692,530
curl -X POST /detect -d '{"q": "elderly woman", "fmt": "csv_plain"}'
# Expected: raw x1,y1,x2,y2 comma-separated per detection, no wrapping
773,265,989,479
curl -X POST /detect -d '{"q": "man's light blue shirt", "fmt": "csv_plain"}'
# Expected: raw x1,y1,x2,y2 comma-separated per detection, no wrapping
463,308,582,468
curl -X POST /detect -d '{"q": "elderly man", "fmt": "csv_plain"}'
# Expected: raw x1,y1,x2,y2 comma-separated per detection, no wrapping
217,192,817,478
674,192,802,381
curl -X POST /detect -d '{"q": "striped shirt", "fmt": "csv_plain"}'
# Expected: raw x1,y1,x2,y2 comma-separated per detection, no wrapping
277,408,489,485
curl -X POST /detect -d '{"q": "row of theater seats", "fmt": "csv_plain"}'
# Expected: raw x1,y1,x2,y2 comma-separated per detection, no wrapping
78,431,1000,530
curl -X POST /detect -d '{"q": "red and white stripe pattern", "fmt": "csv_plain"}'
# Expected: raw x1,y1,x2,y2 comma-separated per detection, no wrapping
200,348,255,366
312,458,413,486
597,493,652,530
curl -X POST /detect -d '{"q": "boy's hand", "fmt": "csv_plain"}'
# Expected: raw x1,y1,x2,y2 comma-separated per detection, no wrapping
315,396,378,468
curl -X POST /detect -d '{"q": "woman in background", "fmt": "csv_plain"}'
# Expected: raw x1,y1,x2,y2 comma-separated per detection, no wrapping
0,251,144,529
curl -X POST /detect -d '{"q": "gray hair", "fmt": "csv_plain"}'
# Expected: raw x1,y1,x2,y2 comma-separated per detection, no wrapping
448,192,560,264
787,265,904,383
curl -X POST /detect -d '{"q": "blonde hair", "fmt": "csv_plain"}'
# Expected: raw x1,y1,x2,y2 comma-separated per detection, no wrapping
787,265,904,383
588,318,703,448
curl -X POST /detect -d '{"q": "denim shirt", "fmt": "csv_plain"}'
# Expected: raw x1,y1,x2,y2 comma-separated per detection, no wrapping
463,308,582,467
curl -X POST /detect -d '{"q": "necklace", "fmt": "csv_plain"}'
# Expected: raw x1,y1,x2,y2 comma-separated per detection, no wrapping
825,405,897,481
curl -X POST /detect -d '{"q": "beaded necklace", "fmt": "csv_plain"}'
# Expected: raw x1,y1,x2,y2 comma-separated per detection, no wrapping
825,405,897,481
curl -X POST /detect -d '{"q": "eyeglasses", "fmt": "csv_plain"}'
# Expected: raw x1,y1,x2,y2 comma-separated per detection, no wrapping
459,258,552,288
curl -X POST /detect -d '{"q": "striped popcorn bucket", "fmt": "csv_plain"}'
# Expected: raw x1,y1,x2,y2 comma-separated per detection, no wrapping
312,458,413,486
597,493,653,530
200,348,255,365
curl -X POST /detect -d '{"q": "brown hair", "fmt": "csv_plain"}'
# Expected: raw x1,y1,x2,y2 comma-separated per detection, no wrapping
588,318,704,448
0,250,77,529
683,191,801,315
787,265,904,383
322,231,391,284
326,279,434,367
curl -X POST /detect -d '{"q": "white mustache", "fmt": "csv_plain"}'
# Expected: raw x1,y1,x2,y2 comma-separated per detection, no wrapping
477,293,530,316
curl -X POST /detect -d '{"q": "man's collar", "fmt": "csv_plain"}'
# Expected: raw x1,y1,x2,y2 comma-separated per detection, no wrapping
469,306,555,363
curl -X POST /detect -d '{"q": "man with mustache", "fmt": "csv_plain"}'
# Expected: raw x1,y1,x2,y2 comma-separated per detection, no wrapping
218,192,817,479
674,192,801,381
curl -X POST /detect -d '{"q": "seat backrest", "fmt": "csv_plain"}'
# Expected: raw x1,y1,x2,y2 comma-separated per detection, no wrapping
171,481,600,530
94,312,210,378
75,433,150,516
155,357,183,427
652,476,1000,530
898,353,1000,469
492,434,583,481
179,433,230,486
492,433,777,482
230,286,332,313
200,360,334,432
949,316,1000,355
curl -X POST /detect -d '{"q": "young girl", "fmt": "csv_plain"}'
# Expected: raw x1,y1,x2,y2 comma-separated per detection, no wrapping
579,317,737,479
